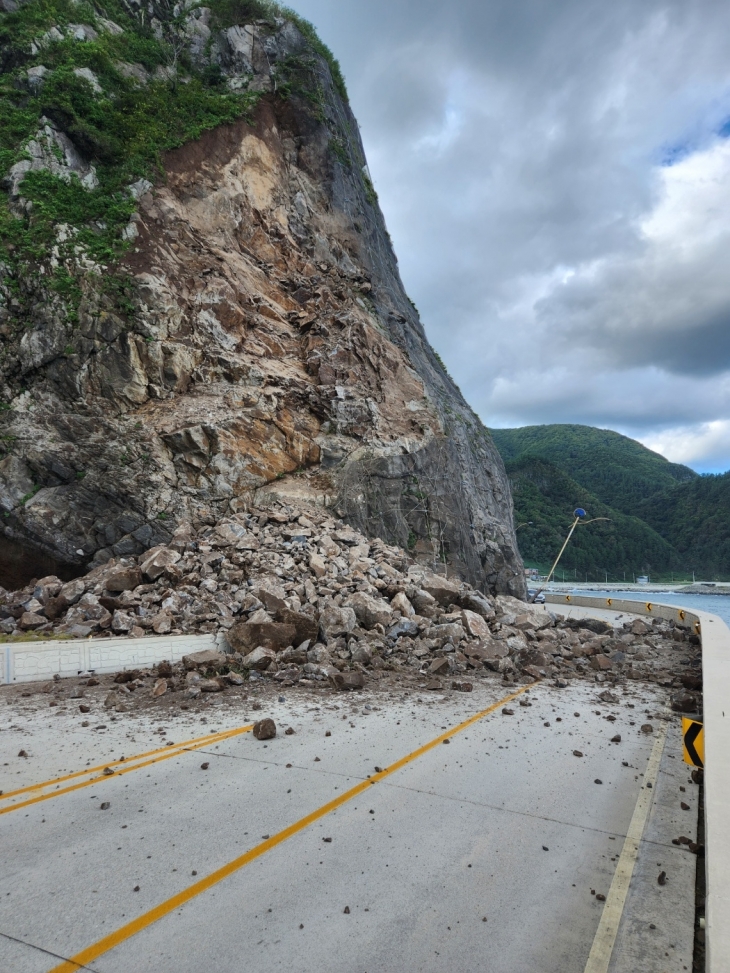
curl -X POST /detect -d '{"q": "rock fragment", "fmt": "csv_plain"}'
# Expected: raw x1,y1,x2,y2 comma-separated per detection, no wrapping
253,718,277,740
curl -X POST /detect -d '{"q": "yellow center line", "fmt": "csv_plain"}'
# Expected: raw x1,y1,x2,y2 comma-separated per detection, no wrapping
1,727,245,802
46,684,531,973
0,725,253,817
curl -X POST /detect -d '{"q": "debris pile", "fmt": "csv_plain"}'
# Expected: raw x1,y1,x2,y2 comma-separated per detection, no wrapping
0,503,700,699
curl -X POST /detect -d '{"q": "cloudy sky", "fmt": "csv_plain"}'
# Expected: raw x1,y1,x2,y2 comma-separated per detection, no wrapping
288,0,730,472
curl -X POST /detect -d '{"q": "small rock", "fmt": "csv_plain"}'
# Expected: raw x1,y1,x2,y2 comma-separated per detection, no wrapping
253,718,277,740
102,767,114,776
680,801,690,811
343,906,350,914
79,704,90,713
323,837,332,843
594,779,603,785
152,678,167,698
542,845,549,851
658,871,667,885
641,724,654,734
573,750,584,758
596,893,606,901
451,680,473,692
502,707,514,716
201,762,209,770
285,727,295,735
100,801,110,810
252,701,262,711
611,734,621,743
17,749,27,758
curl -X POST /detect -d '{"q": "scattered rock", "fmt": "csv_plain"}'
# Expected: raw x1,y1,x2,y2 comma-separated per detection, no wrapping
200,762,209,770
100,801,111,810
451,680,473,692
680,801,690,811
152,678,167,697
658,871,667,885
573,750,583,758
641,724,654,734
253,718,277,740
502,707,514,716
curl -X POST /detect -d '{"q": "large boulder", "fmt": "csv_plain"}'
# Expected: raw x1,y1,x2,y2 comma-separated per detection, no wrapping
461,609,491,640
319,605,357,641
276,607,319,646
105,566,142,592
344,592,393,630
419,573,462,607
243,647,277,670
140,546,181,581
228,620,296,653
182,649,226,669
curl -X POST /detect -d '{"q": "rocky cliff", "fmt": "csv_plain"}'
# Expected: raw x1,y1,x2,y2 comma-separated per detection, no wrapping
0,0,525,596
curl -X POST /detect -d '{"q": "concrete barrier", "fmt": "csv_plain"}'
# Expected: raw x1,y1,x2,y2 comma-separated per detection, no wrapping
0,632,219,685
546,593,728,973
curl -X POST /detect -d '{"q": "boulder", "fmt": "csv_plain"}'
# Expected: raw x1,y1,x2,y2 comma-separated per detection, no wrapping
228,620,296,653
242,647,277,670
139,546,181,580
411,588,438,616
330,671,365,691
182,649,226,669
460,591,495,620
253,718,277,740
419,573,461,606
428,657,450,675
309,552,327,578
276,607,319,646
461,609,491,640
345,592,393,630
391,591,415,616
319,605,357,641
151,613,172,634
105,567,142,592
590,654,613,671
388,618,420,639
19,611,45,630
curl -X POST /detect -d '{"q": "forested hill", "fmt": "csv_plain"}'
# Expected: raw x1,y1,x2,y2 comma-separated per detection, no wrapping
491,424,730,580
491,425,697,516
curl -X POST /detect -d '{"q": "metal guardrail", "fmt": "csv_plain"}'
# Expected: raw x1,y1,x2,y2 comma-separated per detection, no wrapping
545,593,728,972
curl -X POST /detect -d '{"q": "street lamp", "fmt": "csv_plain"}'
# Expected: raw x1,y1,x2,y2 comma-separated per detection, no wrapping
529,509,610,602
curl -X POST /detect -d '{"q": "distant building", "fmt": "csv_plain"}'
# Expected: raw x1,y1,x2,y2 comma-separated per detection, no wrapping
636,575,649,585
524,567,539,579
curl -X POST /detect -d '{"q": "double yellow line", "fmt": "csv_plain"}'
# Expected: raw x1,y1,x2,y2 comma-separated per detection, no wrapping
47,685,531,973
0,724,253,817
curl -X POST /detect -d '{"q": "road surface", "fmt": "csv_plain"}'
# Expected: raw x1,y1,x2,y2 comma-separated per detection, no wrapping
0,671,698,973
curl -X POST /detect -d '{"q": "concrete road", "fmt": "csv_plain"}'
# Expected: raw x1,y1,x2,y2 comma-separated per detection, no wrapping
0,678,698,973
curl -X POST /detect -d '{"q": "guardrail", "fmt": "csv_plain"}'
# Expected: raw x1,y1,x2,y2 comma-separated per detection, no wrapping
546,593,729,972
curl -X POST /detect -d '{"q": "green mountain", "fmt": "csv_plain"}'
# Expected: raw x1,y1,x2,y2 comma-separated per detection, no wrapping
505,455,680,580
491,424,697,516
491,424,729,580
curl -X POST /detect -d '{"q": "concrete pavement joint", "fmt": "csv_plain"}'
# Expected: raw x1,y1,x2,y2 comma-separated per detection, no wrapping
0,931,99,972
378,777,684,851
43,685,530,973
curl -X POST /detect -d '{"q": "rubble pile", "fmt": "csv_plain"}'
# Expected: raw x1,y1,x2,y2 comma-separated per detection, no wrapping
0,503,701,701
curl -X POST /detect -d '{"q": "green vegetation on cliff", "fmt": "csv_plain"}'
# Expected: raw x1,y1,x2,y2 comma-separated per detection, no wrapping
492,424,730,580
0,0,344,313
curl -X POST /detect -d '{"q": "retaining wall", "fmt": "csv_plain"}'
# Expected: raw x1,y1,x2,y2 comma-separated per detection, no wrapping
0,633,219,685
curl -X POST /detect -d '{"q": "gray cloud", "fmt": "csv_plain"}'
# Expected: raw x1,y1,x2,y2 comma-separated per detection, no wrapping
289,0,730,468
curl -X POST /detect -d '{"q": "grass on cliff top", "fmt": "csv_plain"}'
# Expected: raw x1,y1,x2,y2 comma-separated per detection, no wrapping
0,0,345,280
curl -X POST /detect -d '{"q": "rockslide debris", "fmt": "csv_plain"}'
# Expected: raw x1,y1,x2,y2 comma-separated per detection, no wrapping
0,500,701,702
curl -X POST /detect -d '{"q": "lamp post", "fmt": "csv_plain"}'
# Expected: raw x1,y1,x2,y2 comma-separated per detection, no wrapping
529,509,610,602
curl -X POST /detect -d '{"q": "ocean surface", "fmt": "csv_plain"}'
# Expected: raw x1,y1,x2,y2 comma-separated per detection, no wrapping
571,589,730,627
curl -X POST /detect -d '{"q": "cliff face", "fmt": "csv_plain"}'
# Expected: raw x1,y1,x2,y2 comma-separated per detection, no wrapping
0,1,525,596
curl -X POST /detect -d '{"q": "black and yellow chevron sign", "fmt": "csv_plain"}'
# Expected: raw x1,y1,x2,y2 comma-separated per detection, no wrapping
682,717,704,768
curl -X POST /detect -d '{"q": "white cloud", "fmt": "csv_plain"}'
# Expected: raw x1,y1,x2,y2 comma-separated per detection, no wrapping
289,0,730,469
642,421,730,471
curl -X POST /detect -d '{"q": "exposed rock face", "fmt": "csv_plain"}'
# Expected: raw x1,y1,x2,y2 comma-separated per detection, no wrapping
0,7,524,595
